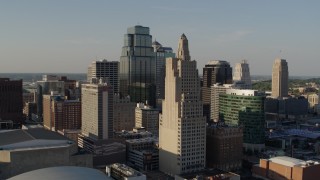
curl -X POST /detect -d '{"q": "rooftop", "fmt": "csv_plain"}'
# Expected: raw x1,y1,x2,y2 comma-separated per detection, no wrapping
0,129,73,150
109,163,145,177
269,156,305,167
9,166,111,180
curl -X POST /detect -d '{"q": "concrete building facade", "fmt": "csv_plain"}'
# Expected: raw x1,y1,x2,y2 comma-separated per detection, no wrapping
159,34,206,175
135,103,159,137
233,60,252,89
113,94,136,131
81,80,113,140
272,58,289,98
87,59,119,94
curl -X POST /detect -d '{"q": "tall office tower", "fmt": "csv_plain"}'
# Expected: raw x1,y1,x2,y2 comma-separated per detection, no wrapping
210,84,233,122
36,84,43,118
81,79,113,140
159,34,206,175
43,92,64,130
0,78,23,126
119,25,156,107
113,94,136,131
43,93,81,131
59,76,77,100
233,60,252,89
272,58,289,98
152,41,175,101
219,89,265,152
135,103,159,136
87,60,119,94
202,60,232,122
206,125,243,171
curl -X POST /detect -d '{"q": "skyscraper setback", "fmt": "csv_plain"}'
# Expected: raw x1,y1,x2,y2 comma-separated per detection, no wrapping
272,58,289,98
120,25,156,106
159,34,206,175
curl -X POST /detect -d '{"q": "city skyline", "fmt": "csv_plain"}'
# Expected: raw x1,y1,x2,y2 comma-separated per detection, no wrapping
1,1,320,75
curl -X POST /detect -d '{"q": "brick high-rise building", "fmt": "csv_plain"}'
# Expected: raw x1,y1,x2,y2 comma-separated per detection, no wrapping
206,125,243,171
159,34,206,175
0,78,23,126
43,93,81,131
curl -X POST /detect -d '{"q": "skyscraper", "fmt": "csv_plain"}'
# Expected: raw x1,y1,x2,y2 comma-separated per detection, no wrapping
87,59,119,94
202,60,232,122
0,78,23,126
81,79,113,140
159,34,206,175
233,60,252,89
152,40,175,101
119,25,156,106
219,89,265,152
272,58,289,98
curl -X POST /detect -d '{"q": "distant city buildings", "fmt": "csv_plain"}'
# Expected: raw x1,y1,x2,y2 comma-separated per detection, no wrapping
135,103,159,137
219,89,265,152
233,60,252,89
120,25,156,106
159,34,206,175
202,60,232,122
87,59,119,94
0,78,23,126
272,58,289,98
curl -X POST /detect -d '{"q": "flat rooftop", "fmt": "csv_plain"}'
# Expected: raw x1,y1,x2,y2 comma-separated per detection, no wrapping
269,156,320,167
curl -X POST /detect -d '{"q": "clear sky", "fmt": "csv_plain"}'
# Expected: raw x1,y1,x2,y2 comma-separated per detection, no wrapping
0,0,319,75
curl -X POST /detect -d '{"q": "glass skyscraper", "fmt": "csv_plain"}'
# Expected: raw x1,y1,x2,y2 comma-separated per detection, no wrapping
120,25,156,106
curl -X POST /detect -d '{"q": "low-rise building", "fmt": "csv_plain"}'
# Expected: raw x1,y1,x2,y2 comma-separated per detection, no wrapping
0,128,92,179
135,103,159,137
126,137,159,171
252,156,320,180
106,163,146,180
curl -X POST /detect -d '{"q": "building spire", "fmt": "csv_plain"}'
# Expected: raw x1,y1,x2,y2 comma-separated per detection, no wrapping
177,33,191,61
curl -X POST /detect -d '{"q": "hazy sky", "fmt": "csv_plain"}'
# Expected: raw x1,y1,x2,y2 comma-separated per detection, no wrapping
0,0,319,75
